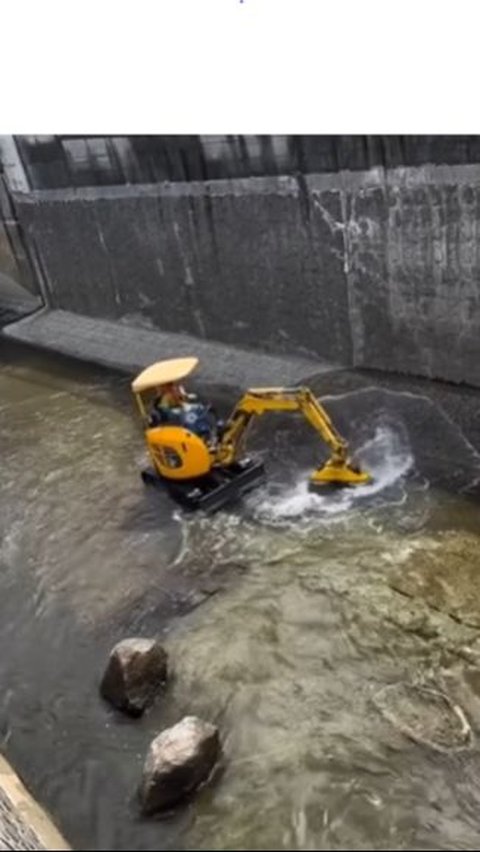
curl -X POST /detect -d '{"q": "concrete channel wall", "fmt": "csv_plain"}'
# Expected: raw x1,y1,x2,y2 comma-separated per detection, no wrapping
0,755,69,850
12,162,480,387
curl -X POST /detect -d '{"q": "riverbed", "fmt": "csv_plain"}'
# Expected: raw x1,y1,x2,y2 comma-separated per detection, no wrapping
2,340,480,850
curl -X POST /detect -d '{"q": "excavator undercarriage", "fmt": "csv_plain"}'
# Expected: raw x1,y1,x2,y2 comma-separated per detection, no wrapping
141,456,265,512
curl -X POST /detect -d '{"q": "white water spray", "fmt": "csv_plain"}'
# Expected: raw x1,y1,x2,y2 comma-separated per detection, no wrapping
249,424,414,524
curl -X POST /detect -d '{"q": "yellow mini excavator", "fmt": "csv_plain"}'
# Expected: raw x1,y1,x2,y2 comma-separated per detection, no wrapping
131,357,371,512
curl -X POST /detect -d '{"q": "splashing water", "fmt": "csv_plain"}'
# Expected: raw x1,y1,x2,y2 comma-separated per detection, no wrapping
249,424,414,525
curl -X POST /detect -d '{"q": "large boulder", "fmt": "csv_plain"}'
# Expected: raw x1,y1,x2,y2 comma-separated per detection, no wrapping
100,638,168,717
140,716,221,814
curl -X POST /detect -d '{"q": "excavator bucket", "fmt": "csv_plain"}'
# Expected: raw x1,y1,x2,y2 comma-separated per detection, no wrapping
309,459,371,488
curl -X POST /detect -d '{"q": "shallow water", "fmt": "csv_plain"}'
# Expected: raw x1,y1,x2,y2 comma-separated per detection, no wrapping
2,342,480,850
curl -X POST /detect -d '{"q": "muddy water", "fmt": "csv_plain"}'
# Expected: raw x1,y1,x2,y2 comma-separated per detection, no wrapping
2,341,480,850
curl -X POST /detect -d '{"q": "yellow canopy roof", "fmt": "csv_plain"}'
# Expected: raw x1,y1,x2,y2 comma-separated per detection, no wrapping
131,357,198,393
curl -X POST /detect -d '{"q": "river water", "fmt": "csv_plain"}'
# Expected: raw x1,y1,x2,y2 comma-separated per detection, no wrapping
2,340,480,850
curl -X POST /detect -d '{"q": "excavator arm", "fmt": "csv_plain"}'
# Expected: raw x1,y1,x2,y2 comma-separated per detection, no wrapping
215,387,370,487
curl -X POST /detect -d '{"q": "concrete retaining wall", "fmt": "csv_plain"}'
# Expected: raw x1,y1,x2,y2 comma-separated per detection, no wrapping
0,754,69,850
13,163,480,386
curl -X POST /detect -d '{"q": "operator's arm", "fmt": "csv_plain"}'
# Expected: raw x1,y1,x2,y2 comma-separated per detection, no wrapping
179,384,197,402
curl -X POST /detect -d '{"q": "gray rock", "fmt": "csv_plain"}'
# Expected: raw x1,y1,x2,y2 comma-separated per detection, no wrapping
100,638,168,717
140,716,221,814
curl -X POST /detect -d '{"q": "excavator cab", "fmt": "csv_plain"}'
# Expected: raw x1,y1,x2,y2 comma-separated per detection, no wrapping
131,358,371,512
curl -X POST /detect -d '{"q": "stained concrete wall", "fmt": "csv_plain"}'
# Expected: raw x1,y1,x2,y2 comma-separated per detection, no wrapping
14,178,352,364
12,163,480,386
341,165,480,384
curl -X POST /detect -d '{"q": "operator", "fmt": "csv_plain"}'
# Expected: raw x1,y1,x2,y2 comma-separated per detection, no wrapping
150,381,192,425
156,380,191,409
150,380,216,441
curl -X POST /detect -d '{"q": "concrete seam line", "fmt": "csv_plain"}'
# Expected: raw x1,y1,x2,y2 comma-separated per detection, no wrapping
0,755,70,851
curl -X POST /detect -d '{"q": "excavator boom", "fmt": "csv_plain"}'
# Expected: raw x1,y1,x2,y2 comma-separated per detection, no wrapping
216,386,370,487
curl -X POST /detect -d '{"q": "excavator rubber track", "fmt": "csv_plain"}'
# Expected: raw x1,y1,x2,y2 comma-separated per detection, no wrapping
141,457,265,512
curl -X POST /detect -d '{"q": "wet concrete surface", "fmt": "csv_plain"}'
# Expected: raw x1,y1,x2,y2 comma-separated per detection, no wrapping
2,340,480,850
3,308,328,389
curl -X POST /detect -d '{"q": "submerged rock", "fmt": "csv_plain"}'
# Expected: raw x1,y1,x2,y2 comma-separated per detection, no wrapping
140,716,221,814
373,682,473,753
100,638,168,716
